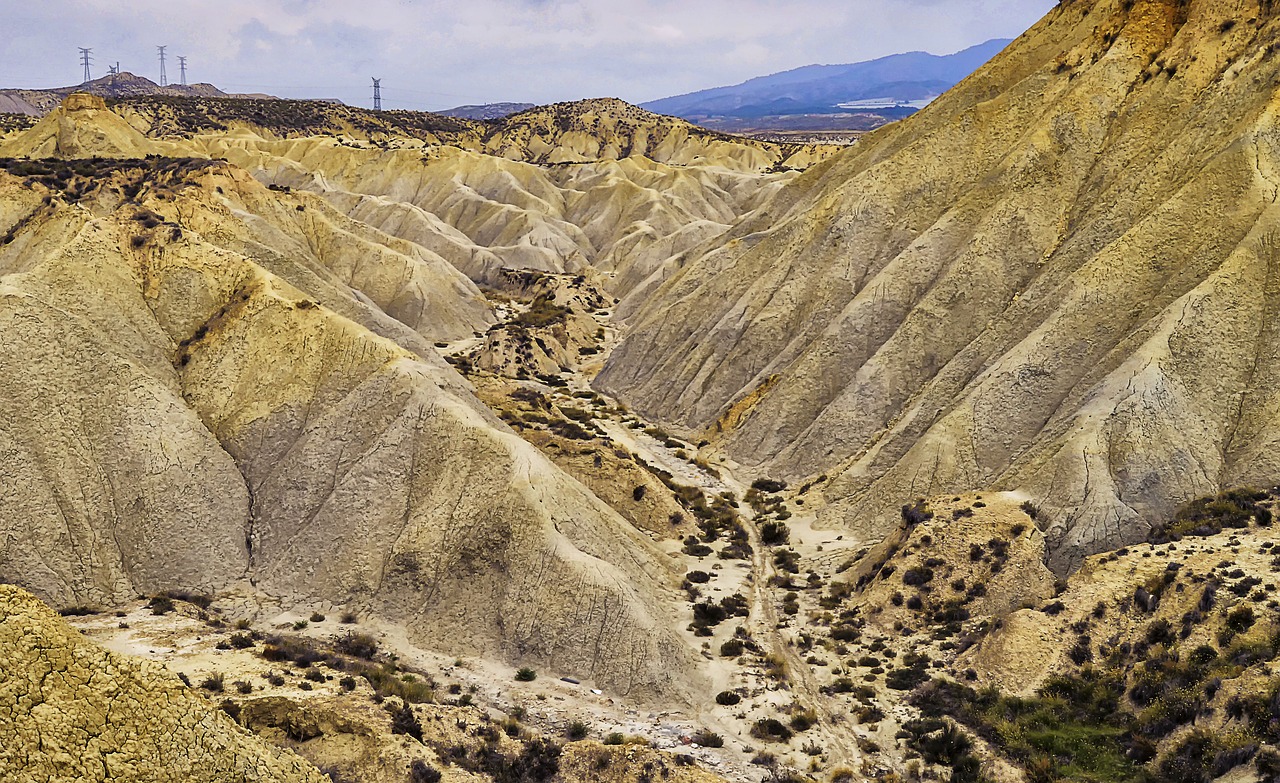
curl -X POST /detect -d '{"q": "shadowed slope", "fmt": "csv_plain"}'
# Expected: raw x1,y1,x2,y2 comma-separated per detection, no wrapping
0,150,697,698
599,0,1280,570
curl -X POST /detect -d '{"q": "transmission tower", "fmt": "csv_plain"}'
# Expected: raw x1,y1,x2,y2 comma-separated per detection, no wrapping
157,46,167,86
372,78,382,111
178,56,187,86
109,62,120,76
79,48,93,83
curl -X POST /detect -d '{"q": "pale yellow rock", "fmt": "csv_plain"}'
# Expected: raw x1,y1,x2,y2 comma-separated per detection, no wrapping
0,92,159,158
599,0,1280,570
0,584,329,783
0,152,698,698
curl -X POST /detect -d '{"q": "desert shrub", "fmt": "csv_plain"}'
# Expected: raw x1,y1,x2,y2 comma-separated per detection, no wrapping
1152,488,1272,542
1227,604,1256,634
750,718,793,742
391,704,423,742
902,568,934,586
912,674,1137,783
1257,748,1280,782
1069,637,1094,665
515,667,538,682
229,632,255,649
901,499,933,526
692,729,724,748
514,294,569,329
334,632,378,660
720,639,745,657
200,672,225,692
148,595,175,615
760,521,791,546
683,537,713,557
752,478,788,494
260,636,330,669
409,760,442,783
359,664,433,703
309,612,325,623
789,707,818,732
567,720,590,740
716,691,742,706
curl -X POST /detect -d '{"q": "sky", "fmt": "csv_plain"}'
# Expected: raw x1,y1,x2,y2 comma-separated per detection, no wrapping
0,0,1057,111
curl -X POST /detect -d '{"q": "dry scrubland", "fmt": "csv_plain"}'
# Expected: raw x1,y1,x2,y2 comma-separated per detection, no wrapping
7,1,1280,782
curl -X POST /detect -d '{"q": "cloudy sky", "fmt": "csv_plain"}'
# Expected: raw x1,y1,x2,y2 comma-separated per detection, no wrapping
1,0,1056,110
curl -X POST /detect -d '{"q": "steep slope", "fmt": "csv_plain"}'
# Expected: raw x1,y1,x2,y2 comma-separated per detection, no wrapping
199,137,788,300
0,128,696,697
101,96,828,320
599,0,1280,571
0,92,159,157
0,584,328,783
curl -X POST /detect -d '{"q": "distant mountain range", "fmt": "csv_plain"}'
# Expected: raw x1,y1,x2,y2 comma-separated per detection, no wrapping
642,39,1010,134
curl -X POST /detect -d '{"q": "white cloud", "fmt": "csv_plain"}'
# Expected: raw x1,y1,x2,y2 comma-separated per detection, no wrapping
2,0,1057,109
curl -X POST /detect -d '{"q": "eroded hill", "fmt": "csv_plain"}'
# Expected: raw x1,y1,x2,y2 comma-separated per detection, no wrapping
10,2,1280,780
599,0,1280,572
0,140,696,702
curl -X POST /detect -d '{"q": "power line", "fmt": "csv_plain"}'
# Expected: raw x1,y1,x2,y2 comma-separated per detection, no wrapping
79,48,93,83
371,77,381,111
178,56,188,86
157,45,167,87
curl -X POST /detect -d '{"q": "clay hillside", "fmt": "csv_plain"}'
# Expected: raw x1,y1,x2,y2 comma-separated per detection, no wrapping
599,0,1280,572
8,1,1280,783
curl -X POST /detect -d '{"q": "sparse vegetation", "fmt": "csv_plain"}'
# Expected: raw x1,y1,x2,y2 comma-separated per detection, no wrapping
1150,488,1273,542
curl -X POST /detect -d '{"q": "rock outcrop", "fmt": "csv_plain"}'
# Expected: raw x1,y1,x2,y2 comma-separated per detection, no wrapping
0,584,328,783
0,92,159,158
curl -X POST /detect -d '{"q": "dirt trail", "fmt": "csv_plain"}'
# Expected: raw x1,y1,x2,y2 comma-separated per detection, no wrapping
556,305,865,772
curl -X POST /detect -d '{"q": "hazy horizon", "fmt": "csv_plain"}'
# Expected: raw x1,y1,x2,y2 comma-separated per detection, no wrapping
1,0,1056,110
